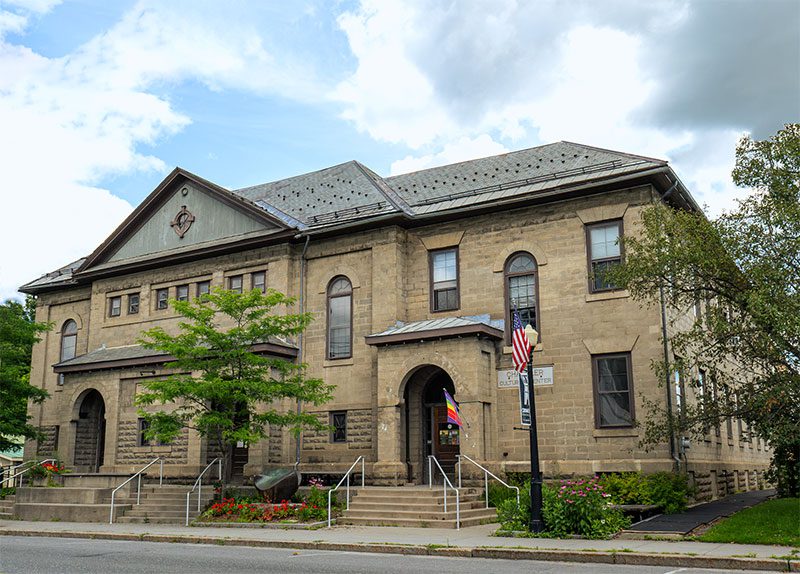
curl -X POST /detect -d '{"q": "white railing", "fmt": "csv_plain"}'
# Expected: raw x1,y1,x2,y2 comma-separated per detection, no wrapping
185,458,222,526
327,455,365,528
109,457,163,524
0,459,56,488
457,453,519,509
428,456,460,529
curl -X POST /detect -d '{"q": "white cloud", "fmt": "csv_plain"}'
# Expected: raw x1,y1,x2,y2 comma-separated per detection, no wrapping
390,135,507,175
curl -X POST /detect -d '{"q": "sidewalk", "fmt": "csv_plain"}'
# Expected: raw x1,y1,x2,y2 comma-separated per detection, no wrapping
1,518,797,571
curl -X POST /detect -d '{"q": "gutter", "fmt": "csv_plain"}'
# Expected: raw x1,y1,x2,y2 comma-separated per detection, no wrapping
295,235,311,471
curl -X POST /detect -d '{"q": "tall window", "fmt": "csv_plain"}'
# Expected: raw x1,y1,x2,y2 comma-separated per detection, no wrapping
505,252,538,341
196,280,211,299
592,353,634,428
176,284,189,301
108,296,121,317
331,411,347,443
229,275,243,293
587,220,623,292
327,276,352,359
128,293,140,315
155,288,169,310
430,248,459,311
251,271,266,293
60,320,77,361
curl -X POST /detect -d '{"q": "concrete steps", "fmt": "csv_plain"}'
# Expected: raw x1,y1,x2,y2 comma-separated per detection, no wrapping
0,495,15,519
338,486,498,528
116,484,215,524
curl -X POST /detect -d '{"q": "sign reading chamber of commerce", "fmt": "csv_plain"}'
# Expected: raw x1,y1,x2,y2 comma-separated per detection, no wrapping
497,366,554,388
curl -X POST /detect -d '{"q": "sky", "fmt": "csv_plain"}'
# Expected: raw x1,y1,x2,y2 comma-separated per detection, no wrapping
0,0,798,301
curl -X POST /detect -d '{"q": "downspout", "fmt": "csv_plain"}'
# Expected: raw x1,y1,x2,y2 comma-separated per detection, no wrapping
659,181,681,472
295,235,311,471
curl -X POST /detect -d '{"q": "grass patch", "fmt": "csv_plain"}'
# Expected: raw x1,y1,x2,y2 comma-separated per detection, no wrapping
698,498,800,547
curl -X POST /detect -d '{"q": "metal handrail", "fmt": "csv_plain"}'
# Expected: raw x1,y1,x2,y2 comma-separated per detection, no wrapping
1,459,56,488
327,455,365,528
428,456,460,529
185,458,222,526
457,453,520,508
109,457,163,524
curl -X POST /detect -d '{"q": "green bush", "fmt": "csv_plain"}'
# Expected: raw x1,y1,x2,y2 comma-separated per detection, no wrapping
597,473,646,505
488,482,519,508
496,481,530,532
598,472,692,514
0,487,15,499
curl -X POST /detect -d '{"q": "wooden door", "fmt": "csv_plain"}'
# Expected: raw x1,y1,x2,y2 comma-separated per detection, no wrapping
432,405,459,477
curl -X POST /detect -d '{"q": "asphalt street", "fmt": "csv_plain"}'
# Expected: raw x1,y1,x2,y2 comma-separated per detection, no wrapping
0,536,776,574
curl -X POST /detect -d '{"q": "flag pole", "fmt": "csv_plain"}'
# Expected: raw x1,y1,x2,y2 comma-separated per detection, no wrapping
524,323,544,533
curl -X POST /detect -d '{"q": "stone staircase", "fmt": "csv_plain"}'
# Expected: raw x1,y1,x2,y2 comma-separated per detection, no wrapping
116,484,215,524
337,486,497,528
0,494,15,519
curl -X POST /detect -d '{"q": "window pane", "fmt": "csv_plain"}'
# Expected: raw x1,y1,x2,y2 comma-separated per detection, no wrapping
599,392,632,426
156,289,169,309
252,272,266,292
598,357,629,391
229,276,243,293
592,259,620,291
516,306,537,332
197,281,210,297
432,250,457,283
63,320,77,336
176,285,189,301
329,277,351,296
590,223,621,260
61,334,76,361
508,254,535,273
128,294,140,314
434,287,458,311
109,297,121,317
509,274,535,308
328,295,351,358
332,412,347,442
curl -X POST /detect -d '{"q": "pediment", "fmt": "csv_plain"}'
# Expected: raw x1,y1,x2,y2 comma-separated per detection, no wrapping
80,169,293,272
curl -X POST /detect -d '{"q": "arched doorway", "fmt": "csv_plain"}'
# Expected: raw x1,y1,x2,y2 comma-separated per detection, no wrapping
73,390,106,473
403,366,460,484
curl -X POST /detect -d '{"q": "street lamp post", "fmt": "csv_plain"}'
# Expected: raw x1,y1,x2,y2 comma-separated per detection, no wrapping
524,324,544,533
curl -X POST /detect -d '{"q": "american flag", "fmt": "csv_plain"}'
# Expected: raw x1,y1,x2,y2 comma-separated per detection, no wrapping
511,309,532,373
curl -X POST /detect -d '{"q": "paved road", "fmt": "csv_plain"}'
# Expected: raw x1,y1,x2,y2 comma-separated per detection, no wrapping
0,536,775,574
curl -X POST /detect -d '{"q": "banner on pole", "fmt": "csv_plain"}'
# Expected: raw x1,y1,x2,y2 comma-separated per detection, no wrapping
518,370,532,426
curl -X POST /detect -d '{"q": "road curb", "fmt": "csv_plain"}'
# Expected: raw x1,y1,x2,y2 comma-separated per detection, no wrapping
1,529,797,571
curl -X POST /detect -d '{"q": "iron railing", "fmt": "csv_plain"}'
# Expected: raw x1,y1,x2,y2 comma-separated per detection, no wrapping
327,455,365,528
0,459,56,488
428,456,459,529
185,458,222,526
457,453,519,508
109,457,163,524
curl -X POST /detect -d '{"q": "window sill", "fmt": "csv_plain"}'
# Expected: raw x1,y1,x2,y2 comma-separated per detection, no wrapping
585,290,629,303
592,428,638,438
324,357,354,368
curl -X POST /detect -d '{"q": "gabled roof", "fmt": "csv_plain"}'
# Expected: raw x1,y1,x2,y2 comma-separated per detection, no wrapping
365,315,504,346
78,167,294,273
19,257,86,292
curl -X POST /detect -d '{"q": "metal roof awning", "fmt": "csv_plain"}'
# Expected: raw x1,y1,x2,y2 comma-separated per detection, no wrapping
365,316,504,346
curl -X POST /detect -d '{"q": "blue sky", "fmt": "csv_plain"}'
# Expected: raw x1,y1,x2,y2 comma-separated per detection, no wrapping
0,0,798,300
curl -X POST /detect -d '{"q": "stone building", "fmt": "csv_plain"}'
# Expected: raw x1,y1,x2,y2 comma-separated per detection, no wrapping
21,142,770,498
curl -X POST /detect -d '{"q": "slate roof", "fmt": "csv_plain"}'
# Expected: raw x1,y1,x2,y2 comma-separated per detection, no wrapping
19,258,86,292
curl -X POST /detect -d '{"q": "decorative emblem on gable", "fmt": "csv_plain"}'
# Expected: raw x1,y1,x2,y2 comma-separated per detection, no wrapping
170,205,195,238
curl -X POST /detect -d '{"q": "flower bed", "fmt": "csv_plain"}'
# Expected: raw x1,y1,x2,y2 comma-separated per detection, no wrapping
198,483,336,524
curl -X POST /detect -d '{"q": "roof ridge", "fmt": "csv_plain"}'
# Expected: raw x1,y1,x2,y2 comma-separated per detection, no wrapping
352,161,414,216
559,141,668,165
234,160,361,194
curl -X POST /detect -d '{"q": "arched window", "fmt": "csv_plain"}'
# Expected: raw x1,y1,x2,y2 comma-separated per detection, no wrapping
505,252,538,342
327,276,352,359
60,320,78,361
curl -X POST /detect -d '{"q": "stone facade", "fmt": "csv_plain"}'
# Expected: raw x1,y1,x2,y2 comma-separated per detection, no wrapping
22,144,771,494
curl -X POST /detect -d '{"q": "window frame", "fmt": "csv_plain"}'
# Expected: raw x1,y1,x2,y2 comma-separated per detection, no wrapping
326,276,353,360
60,319,78,362
428,247,460,312
108,296,122,317
128,293,140,315
155,288,169,310
196,280,211,299
591,352,635,429
585,219,624,293
251,271,266,293
228,275,243,293
330,411,347,443
503,251,540,344
176,284,190,302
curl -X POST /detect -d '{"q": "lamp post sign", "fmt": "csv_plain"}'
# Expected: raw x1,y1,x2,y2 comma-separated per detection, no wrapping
518,370,532,426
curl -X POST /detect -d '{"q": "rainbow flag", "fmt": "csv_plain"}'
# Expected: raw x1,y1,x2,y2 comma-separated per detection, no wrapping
444,389,463,427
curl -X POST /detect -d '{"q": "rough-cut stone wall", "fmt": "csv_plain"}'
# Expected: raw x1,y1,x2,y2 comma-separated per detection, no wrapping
115,420,188,465
268,425,282,464
36,425,59,456
303,409,372,460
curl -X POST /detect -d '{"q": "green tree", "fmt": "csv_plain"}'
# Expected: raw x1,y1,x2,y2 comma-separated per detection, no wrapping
136,288,334,481
0,297,50,452
613,124,800,497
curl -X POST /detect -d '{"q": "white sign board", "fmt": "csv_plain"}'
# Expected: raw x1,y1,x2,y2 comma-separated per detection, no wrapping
497,366,554,388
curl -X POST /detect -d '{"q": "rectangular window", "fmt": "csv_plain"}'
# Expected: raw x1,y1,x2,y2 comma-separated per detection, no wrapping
176,284,189,302
156,288,169,310
331,411,347,443
592,353,634,428
587,220,623,292
252,271,266,293
196,280,211,299
430,248,459,311
229,275,243,293
109,296,121,317
128,293,140,315
137,418,151,447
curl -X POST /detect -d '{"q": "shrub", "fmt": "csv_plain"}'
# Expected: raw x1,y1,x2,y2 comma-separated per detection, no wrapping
496,481,530,532
488,482,519,508
0,487,15,499
598,472,692,514
597,473,647,505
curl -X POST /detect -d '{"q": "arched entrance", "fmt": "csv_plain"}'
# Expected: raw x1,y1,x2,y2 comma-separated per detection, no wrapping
403,366,460,484
73,390,106,473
